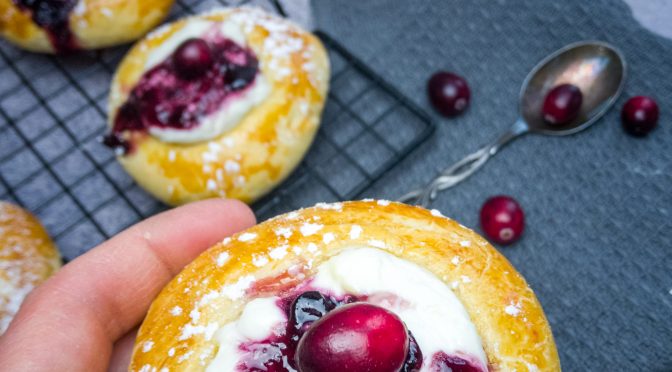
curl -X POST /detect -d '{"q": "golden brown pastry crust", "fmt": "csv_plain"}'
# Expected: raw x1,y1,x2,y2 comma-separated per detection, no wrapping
0,0,174,53
0,202,60,334
131,200,560,371
108,8,329,206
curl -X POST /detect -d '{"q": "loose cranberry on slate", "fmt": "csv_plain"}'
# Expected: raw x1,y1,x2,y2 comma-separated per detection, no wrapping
480,195,525,245
427,71,471,117
621,96,659,136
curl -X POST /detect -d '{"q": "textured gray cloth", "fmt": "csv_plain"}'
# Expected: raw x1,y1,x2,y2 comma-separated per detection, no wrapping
314,0,672,370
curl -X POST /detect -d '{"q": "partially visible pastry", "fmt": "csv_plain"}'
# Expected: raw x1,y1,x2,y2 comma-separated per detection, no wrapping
105,7,329,206
0,202,61,334
0,0,174,53
131,200,560,371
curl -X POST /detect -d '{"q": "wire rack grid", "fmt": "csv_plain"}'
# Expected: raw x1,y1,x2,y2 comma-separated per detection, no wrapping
0,0,434,260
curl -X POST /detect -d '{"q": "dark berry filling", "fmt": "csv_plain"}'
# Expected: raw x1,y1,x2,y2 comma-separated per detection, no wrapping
13,0,79,53
431,352,483,372
103,36,259,155
237,291,359,372
235,290,485,372
402,332,423,372
288,291,337,336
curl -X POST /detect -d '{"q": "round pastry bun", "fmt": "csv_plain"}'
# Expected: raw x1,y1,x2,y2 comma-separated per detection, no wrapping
131,200,560,371
0,0,174,53
0,202,61,334
108,7,329,206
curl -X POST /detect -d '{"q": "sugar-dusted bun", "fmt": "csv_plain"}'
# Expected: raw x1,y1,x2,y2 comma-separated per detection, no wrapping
0,0,174,53
107,7,329,206
131,200,560,371
0,202,61,334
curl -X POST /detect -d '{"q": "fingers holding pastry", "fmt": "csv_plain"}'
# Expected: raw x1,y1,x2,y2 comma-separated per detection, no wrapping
0,198,255,372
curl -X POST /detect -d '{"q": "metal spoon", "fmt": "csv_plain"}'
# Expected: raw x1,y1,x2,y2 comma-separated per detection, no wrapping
399,41,626,207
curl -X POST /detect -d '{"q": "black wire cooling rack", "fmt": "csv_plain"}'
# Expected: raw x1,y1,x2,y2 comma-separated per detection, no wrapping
0,0,434,260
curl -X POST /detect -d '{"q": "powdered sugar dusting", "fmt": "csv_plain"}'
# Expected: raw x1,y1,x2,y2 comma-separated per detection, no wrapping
505,302,522,317
252,255,269,267
229,7,312,80
300,222,323,236
142,341,154,353
274,227,292,239
459,240,472,247
269,245,288,260
322,232,335,244
216,252,230,267
368,239,386,249
221,275,255,300
349,225,363,239
170,306,183,316
238,232,257,242
139,364,156,372
315,202,343,211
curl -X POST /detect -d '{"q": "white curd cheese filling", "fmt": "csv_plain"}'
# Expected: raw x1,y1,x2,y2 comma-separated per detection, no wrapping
207,247,487,371
140,19,271,144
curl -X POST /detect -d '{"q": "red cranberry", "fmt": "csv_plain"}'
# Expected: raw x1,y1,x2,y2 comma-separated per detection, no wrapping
295,303,409,372
621,96,659,136
427,72,470,117
172,38,213,80
542,84,583,125
480,195,525,245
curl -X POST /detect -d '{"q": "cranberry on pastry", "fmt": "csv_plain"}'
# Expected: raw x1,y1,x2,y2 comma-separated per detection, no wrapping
105,7,329,205
0,0,174,53
0,202,60,334
130,201,560,371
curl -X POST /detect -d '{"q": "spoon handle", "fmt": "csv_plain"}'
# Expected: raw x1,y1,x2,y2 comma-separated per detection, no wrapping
398,119,528,207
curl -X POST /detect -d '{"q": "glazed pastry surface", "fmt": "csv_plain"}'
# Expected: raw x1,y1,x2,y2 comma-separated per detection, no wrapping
0,0,174,53
131,200,560,371
108,7,329,205
0,202,60,334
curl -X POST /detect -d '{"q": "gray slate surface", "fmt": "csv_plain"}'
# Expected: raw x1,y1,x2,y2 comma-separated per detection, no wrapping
314,0,672,370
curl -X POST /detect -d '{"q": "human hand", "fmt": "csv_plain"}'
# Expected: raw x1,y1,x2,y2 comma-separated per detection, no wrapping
0,199,256,371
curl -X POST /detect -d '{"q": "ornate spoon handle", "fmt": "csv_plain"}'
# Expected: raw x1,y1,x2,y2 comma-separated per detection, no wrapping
399,119,528,207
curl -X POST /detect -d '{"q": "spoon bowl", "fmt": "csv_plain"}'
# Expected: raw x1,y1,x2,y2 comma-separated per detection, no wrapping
399,41,626,207
521,41,626,135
